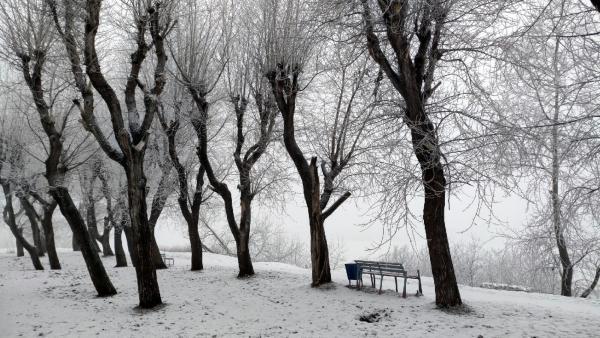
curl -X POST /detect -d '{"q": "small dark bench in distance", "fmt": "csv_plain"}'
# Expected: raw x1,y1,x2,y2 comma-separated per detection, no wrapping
161,252,174,267
355,260,422,298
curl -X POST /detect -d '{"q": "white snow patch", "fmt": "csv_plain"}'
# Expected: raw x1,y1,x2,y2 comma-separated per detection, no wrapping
0,252,599,337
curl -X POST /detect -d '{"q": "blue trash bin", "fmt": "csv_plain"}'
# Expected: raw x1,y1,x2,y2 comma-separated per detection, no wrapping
345,262,358,287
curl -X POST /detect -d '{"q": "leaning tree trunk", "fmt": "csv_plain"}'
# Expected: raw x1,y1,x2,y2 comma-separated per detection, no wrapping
406,99,462,307
421,164,462,307
51,188,117,296
41,201,61,269
2,185,43,270
127,152,162,308
114,226,128,267
581,267,600,298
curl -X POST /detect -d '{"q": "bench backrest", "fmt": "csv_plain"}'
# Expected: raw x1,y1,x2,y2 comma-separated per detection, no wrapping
355,260,405,274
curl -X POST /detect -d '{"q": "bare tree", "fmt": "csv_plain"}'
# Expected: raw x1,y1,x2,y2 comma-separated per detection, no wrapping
157,87,211,271
0,0,116,295
0,122,44,270
357,0,469,306
47,0,176,307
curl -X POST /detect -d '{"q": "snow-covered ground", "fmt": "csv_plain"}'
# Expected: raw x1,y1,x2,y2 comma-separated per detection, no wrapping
1,252,599,337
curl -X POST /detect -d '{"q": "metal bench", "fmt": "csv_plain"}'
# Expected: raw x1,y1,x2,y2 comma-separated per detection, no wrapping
161,252,174,267
355,260,422,298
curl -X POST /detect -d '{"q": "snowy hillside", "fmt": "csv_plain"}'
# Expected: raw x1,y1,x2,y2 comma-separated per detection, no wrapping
0,252,599,337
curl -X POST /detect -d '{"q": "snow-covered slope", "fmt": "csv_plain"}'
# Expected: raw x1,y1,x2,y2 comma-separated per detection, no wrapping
0,252,598,337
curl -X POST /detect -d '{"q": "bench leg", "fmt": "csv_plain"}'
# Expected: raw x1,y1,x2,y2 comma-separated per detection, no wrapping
395,277,398,293
379,275,383,294
402,276,407,298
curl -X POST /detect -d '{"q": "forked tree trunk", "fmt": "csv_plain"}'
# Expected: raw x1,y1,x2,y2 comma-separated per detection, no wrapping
41,201,61,269
114,226,128,267
267,69,333,287
2,185,43,270
127,152,162,308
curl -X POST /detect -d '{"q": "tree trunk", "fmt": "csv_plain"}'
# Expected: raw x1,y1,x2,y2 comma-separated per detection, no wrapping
16,231,24,257
51,187,117,296
308,161,330,286
123,225,138,267
85,195,102,253
127,152,162,308
101,230,114,256
150,237,167,269
236,198,254,277
421,166,462,307
2,184,44,270
551,80,573,297
99,218,114,256
114,226,128,267
581,267,600,298
20,197,45,257
72,233,81,251
41,201,61,269
188,217,203,271
360,0,462,307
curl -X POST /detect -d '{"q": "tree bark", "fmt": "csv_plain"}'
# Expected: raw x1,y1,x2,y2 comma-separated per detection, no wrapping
99,218,114,256
114,226,128,267
127,151,162,308
41,201,61,269
84,188,102,253
72,233,81,251
123,225,138,267
237,198,254,277
16,233,24,257
20,197,45,256
2,184,44,270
